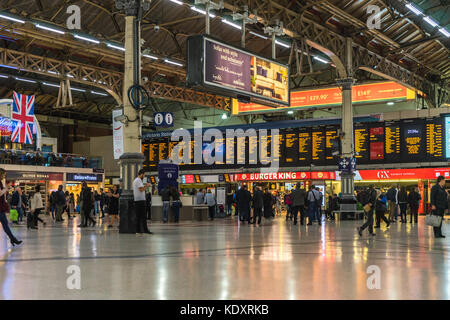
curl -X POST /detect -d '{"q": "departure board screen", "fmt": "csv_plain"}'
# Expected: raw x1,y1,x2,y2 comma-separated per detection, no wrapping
311,128,326,165
354,124,369,163
273,131,284,165
215,136,226,165
236,136,246,164
260,133,271,165
158,140,168,162
369,126,385,160
225,135,235,164
425,118,444,161
446,116,450,159
325,126,339,161
248,134,258,165
385,121,401,163
148,140,160,166
284,128,298,165
298,127,311,165
402,121,424,162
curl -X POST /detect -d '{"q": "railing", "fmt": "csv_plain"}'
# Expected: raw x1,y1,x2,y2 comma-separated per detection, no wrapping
0,149,101,169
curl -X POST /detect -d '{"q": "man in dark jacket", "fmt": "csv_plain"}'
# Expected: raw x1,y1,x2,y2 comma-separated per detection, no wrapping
55,185,66,222
291,183,306,225
386,185,399,222
430,176,448,238
236,185,252,224
407,187,421,224
252,186,264,225
357,185,377,236
10,187,24,224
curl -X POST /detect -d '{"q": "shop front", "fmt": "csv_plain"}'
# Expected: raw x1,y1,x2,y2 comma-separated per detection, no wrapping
65,173,104,199
346,167,450,214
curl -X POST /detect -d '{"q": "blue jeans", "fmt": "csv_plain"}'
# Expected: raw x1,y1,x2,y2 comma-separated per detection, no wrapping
227,204,233,215
0,211,16,240
51,205,57,219
308,203,320,223
16,207,24,222
172,201,181,222
162,202,170,222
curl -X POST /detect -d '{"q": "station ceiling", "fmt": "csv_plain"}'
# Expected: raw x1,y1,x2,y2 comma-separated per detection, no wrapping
0,0,448,125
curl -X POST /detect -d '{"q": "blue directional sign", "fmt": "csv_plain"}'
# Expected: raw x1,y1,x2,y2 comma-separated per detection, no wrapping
338,157,356,172
154,112,174,127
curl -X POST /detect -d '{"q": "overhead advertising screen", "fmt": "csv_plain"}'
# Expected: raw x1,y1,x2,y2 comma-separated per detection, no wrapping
445,115,450,159
425,118,444,161
187,35,289,107
232,81,416,115
402,121,424,162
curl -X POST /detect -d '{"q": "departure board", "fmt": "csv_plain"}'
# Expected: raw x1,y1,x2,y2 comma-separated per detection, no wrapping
311,128,326,165
385,121,401,163
168,141,178,162
215,136,226,165
148,140,160,166
325,126,339,161
273,131,284,166
369,126,385,160
425,118,444,160
284,128,298,165
402,121,424,162
225,135,235,164
248,134,258,165
260,133,271,165
142,143,150,167
236,136,246,164
158,140,168,162
354,124,369,163
298,127,311,165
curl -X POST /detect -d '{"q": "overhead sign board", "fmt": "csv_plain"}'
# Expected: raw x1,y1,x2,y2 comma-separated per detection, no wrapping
112,109,124,160
445,115,450,159
337,168,450,181
232,81,416,115
154,112,174,127
234,171,336,181
187,35,290,108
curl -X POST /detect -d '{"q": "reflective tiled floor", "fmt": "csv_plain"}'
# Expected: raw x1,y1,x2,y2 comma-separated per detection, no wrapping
0,214,449,300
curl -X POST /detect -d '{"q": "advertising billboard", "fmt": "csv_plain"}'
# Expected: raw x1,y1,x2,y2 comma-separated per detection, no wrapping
187,35,289,107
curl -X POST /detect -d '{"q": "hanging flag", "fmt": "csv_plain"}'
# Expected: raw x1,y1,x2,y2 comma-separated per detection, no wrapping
11,91,35,144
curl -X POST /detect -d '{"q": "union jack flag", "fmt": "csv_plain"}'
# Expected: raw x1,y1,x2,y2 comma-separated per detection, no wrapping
11,91,35,144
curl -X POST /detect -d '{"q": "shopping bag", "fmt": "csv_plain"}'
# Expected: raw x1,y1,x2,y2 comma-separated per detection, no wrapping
425,213,442,227
9,209,19,222
363,204,371,213
76,205,80,213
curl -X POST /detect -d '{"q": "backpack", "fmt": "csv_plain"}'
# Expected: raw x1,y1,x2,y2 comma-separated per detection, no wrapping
359,190,371,206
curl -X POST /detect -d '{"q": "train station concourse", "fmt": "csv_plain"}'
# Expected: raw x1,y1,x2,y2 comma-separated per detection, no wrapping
0,0,449,309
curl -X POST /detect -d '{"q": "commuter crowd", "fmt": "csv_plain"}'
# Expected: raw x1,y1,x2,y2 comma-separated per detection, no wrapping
0,148,91,168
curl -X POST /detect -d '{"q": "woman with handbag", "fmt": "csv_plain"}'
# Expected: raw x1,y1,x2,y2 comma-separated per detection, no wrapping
430,176,449,238
106,185,120,228
30,185,46,229
0,169,22,246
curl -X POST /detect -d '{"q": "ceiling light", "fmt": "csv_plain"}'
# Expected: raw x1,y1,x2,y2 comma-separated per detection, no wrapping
287,110,294,115
71,87,86,92
47,70,59,75
222,19,242,30
221,113,228,120
0,74,8,78
191,6,216,18
36,24,65,34
74,34,100,44
67,74,74,78
0,14,25,24
439,28,450,38
91,90,108,96
405,3,423,16
0,64,18,70
313,56,329,64
387,102,394,105
169,0,184,4
15,77,36,83
275,40,290,48
143,54,158,59
43,82,60,88
164,59,183,67
107,43,125,51
249,31,268,40
423,16,438,28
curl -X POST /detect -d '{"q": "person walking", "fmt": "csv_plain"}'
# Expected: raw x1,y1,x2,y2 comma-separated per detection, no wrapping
226,191,234,216
64,191,72,220
263,188,274,222
29,185,46,229
55,185,66,222
171,187,181,223
94,190,101,217
357,185,378,236
106,185,120,228
386,184,399,222
252,186,264,225
133,169,152,234
99,188,106,219
0,169,22,246
291,183,306,225
236,185,252,223
49,190,57,221
374,189,390,229
205,189,216,221
10,187,24,225
284,191,293,221
398,186,408,223
146,191,152,221
430,176,448,238
275,192,282,217
69,193,75,218
196,189,206,205
407,187,421,224
79,182,95,227
306,185,321,225
161,185,171,223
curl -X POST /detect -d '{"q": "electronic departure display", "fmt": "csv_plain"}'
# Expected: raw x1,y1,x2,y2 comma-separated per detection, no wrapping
187,35,290,107
284,128,298,165
354,124,369,162
385,121,401,163
142,117,448,170
402,121,424,162
369,126,385,160
426,118,443,160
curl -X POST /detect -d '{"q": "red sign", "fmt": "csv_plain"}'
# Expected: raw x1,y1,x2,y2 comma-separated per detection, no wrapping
183,175,195,184
233,81,416,115
358,168,450,180
234,171,335,181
